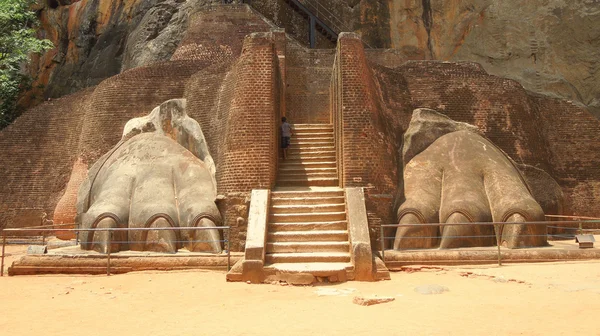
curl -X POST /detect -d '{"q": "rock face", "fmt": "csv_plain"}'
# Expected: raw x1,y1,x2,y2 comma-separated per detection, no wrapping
382,0,600,116
28,0,599,117
25,0,229,106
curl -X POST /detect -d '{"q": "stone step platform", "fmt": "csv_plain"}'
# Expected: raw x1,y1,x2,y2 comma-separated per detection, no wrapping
277,171,338,179
270,211,346,222
268,230,348,241
289,140,334,146
7,246,242,276
277,167,337,174
293,132,333,138
264,262,355,283
284,155,336,162
271,195,345,205
276,177,339,187
290,136,334,142
266,251,351,264
269,221,348,232
292,124,333,131
279,161,336,169
271,188,344,198
271,203,345,214
287,146,335,154
285,150,336,157
267,241,350,253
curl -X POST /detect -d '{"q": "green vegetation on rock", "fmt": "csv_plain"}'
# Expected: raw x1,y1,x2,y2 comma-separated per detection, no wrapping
0,0,53,128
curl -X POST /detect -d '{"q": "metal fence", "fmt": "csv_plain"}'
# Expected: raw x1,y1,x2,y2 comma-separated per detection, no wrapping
379,218,600,266
0,226,231,276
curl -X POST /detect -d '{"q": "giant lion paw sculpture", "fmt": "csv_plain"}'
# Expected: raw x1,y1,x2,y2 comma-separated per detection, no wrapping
394,109,553,249
77,99,222,253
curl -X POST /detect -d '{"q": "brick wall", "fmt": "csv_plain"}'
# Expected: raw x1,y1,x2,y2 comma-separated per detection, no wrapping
333,33,401,229
0,88,93,228
171,4,272,62
396,61,553,174
285,41,335,123
534,97,600,217
245,0,339,49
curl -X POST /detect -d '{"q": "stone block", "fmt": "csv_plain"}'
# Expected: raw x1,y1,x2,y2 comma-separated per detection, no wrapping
352,295,395,306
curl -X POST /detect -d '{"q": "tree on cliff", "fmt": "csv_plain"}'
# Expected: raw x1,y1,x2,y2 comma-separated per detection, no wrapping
0,0,53,128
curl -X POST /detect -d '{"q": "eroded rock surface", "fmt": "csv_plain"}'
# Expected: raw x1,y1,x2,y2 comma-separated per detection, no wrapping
384,0,600,116
395,109,557,249
26,0,229,106
77,99,221,253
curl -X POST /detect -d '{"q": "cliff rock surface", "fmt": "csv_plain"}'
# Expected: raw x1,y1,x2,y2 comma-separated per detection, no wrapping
28,0,599,117
382,0,600,116
26,0,225,105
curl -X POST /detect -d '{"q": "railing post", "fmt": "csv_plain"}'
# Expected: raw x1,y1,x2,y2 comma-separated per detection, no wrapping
106,229,112,276
227,232,231,272
309,15,316,48
380,225,385,262
494,223,502,266
1,232,6,277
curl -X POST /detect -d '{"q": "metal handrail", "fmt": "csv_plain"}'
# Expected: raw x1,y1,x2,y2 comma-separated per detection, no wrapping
300,0,374,49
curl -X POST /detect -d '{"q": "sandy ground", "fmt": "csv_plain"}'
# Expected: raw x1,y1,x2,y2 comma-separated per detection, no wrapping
1,245,599,336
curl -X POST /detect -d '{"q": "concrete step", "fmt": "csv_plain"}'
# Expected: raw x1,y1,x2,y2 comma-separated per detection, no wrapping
288,139,335,148
276,177,339,187
285,150,336,157
290,138,334,143
267,241,350,253
278,172,338,179
284,155,336,163
270,211,346,223
279,162,337,169
269,221,348,231
268,230,349,242
292,124,333,131
288,146,335,154
278,167,336,174
265,262,352,275
294,132,333,138
271,203,345,214
266,252,351,264
271,189,344,198
271,196,345,206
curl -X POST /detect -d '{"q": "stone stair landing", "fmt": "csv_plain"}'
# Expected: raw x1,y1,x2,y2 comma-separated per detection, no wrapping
264,188,354,281
278,124,338,187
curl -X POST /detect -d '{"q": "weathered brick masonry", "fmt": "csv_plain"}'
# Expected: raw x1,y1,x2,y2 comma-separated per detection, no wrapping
285,42,334,123
333,34,400,233
0,88,93,229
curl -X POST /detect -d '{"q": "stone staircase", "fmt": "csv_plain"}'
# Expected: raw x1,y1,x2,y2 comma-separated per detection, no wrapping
264,123,355,280
264,188,355,281
278,124,338,187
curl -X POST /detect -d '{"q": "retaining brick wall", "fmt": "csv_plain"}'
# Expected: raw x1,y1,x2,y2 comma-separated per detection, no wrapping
533,97,600,217
185,32,282,250
334,33,401,229
285,41,335,123
0,88,93,228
